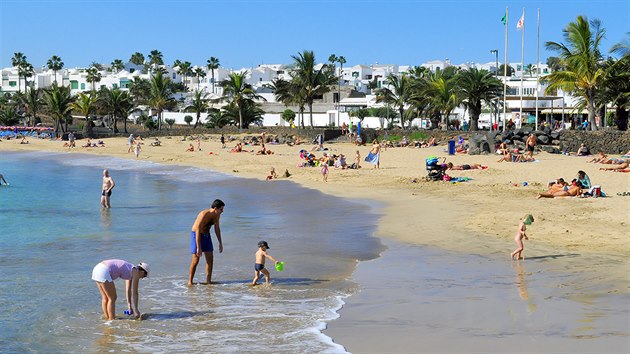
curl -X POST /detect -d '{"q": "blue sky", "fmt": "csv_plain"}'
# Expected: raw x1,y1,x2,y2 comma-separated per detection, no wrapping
1,0,628,70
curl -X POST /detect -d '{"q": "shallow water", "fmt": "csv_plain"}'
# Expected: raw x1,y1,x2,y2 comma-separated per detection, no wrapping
0,151,384,353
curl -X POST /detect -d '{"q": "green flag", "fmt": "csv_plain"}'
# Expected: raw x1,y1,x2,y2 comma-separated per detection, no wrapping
501,13,507,25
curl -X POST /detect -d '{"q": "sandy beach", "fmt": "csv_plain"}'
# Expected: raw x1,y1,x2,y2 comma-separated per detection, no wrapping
2,134,629,351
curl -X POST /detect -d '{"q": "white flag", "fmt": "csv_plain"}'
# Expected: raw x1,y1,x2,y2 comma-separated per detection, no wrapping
517,12,524,29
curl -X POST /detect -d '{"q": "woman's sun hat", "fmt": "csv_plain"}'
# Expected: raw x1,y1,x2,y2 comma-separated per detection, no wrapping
138,262,151,276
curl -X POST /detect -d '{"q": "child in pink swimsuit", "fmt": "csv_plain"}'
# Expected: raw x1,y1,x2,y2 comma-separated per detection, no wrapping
511,214,534,260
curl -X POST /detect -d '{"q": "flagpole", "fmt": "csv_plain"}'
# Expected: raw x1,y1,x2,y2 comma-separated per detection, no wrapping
536,7,540,128
519,7,525,129
502,7,508,132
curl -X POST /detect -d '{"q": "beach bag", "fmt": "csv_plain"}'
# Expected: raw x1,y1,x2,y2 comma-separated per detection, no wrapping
442,174,452,181
591,185,601,197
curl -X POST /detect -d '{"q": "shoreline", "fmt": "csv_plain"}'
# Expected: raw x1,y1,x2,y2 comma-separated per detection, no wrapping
3,135,629,351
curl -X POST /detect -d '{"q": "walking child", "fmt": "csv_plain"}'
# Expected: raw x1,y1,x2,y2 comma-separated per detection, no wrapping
252,241,280,286
321,157,329,182
134,142,141,159
511,214,534,260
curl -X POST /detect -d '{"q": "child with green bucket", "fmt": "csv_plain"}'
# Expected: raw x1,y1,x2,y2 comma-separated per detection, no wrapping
252,241,283,286
511,214,534,260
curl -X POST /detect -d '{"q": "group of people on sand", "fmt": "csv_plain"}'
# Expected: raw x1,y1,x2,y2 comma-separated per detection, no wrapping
587,152,629,172
536,170,594,199
496,137,537,163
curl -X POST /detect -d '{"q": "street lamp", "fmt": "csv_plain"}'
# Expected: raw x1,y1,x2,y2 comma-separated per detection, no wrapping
490,49,499,130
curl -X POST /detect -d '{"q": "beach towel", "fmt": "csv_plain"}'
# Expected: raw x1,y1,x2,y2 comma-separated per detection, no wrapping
365,152,380,165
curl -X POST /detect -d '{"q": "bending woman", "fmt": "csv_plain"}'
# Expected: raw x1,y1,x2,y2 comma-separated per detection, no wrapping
92,259,150,320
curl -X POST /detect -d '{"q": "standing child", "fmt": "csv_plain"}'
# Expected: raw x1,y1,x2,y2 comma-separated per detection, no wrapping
197,139,202,151
321,157,329,182
134,142,141,159
354,150,361,169
252,241,280,286
511,214,534,260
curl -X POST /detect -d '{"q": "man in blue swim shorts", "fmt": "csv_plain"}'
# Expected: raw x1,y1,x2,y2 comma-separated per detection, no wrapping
188,199,225,286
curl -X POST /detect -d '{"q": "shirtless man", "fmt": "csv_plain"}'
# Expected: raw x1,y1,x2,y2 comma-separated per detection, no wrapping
188,199,225,286
446,162,486,170
100,169,115,208
526,134,536,158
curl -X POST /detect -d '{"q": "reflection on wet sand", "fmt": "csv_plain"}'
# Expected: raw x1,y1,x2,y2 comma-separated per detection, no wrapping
514,260,537,313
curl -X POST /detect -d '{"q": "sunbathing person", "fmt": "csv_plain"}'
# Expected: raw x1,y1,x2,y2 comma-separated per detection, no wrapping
587,152,607,163
600,161,629,171
150,138,161,147
266,167,278,181
186,143,195,152
446,162,487,170
537,181,583,199
547,178,568,193
422,137,437,148
576,144,590,156
82,138,93,147
230,143,243,152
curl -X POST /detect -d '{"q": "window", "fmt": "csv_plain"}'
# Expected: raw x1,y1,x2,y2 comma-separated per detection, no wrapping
130,68,135,73
9,81,16,87
333,92,339,103
113,84,118,89
365,74,372,80
543,68,548,73
352,72,359,78
71,81,78,89
172,73,176,79
517,65,522,71
80,83,85,90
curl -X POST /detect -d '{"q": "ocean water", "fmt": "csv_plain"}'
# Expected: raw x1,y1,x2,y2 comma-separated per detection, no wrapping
0,151,384,353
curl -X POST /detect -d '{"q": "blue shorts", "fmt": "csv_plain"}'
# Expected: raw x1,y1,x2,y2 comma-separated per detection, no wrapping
255,263,265,271
190,231,213,254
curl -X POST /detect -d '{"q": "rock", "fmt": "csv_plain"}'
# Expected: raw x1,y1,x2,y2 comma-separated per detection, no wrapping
283,169,291,178
540,146,560,154
537,135,550,144
468,147,481,155
550,131,560,139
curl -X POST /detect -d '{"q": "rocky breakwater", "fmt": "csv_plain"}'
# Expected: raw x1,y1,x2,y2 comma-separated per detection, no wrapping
559,130,630,155
467,126,562,155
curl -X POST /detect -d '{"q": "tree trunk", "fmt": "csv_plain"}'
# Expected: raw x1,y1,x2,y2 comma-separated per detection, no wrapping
194,112,200,129
615,107,628,131
309,103,314,128
399,107,404,129
239,107,243,130
587,95,597,131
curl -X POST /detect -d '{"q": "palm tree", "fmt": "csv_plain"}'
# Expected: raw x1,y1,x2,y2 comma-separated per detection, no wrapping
193,67,206,90
597,36,630,130
0,104,20,126
220,71,265,130
100,88,133,133
221,100,265,128
71,92,99,137
11,52,27,92
289,50,336,127
376,74,412,128
544,16,606,131
43,82,73,137
111,59,125,73
129,77,150,104
187,90,208,128
266,78,306,128
47,55,64,84
148,70,175,130
424,68,460,130
457,68,503,131
130,52,145,72
206,57,220,94
205,107,233,128
178,61,192,91
86,67,102,91
21,87,43,126
18,63,34,90
148,50,164,71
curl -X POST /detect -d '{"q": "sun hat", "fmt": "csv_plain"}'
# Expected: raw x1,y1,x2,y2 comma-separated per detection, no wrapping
138,262,151,276
258,240,270,249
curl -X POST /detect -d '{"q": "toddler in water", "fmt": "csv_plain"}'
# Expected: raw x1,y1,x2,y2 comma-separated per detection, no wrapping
252,241,280,286
511,214,534,260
